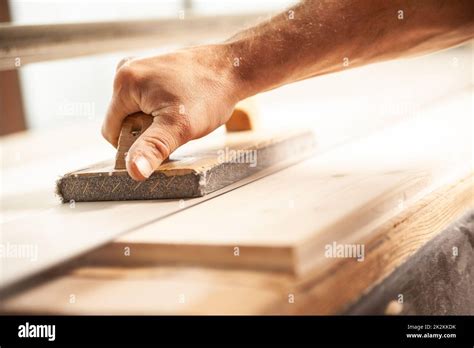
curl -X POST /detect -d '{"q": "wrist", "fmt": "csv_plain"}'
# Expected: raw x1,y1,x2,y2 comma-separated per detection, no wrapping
222,40,261,100
199,42,262,102
185,43,252,104
213,42,258,102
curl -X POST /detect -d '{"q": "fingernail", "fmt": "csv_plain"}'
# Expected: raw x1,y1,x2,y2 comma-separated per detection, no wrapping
134,156,154,178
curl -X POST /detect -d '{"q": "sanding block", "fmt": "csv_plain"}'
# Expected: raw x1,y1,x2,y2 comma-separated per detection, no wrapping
56,100,315,202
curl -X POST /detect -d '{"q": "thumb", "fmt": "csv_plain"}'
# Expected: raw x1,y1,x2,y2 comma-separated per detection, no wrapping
125,112,191,181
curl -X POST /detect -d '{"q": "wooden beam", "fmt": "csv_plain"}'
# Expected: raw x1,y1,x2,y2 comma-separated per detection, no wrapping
0,13,266,70
0,0,26,134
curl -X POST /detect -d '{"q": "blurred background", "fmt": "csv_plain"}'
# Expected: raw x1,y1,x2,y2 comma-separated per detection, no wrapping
2,0,294,131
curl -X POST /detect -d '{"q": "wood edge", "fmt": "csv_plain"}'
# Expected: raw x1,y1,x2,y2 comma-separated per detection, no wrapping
62,129,315,178
81,243,295,274
272,173,474,314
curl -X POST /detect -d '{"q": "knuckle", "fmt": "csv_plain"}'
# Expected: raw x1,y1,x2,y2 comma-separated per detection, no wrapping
114,65,138,89
114,64,152,96
138,111,194,160
140,135,171,161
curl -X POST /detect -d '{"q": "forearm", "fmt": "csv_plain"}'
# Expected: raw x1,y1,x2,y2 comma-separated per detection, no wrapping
224,0,474,99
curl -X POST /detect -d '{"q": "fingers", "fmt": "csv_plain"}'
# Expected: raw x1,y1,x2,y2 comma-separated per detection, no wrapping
102,62,140,147
125,111,192,181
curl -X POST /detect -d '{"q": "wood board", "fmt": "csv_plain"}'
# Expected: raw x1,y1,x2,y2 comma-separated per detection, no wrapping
1,52,472,312
0,129,314,291
86,88,474,278
1,184,471,315
346,210,474,315
0,265,293,315
2,87,472,314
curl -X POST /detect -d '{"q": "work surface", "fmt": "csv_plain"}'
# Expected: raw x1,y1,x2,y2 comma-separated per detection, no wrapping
0,48,473,314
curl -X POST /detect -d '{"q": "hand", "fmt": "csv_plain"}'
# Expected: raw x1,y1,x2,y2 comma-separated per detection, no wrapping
102,44,242,181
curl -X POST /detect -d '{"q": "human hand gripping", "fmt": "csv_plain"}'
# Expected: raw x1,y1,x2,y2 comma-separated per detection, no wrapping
102,45,243,181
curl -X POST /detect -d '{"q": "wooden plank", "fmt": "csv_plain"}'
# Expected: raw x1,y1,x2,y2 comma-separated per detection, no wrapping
6,88,460,315
345,210,474,315
88,89,473,277
0,13,265,70
0,130,314,291
0,265,293,315
285,175,473,314
1,88,471,293
1,91,472,315
1,175,471,315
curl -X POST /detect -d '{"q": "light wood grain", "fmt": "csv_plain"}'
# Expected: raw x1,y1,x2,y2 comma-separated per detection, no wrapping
1,265,293,315
90,89,473,276
2,177,471,314
2,89,472,315
285,175,473,314
1,51,471,313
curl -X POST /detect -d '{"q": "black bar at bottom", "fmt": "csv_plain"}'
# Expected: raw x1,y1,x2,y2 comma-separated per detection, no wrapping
0,315,473,346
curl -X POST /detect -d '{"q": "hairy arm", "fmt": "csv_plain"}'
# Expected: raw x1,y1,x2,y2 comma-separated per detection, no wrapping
102,0,474,181
227,0,473,96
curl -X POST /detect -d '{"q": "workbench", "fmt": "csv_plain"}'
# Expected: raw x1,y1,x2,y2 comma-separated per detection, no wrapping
0,46,472,314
